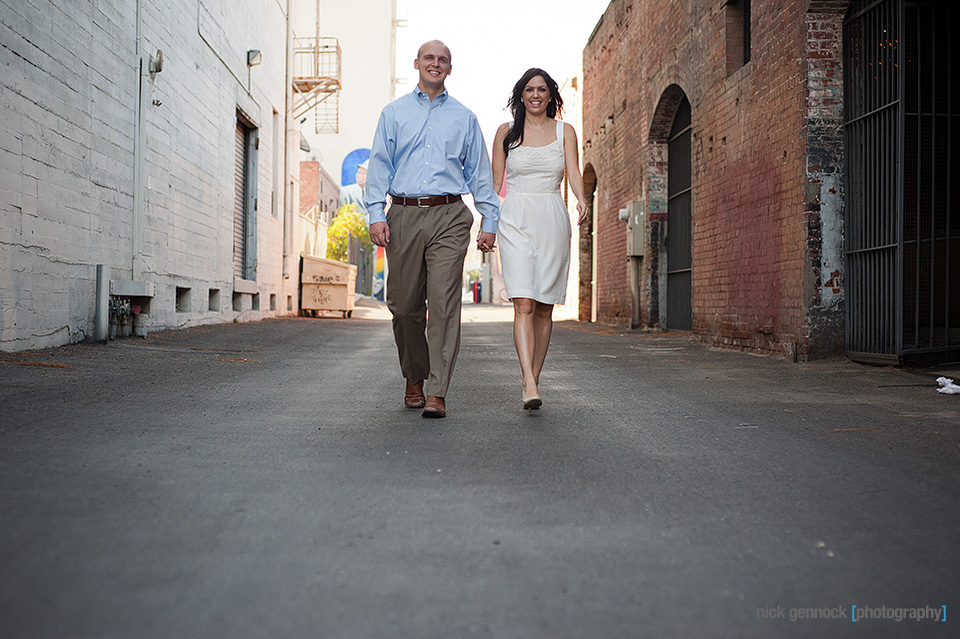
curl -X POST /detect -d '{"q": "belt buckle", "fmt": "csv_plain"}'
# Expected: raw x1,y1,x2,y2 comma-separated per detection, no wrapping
416,196,431,208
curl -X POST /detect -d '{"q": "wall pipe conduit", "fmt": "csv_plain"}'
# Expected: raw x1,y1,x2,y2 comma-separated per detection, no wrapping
132,0,145,281
95,265,109,342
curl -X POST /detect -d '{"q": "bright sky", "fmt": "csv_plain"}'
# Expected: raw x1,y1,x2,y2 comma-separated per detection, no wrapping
394,0,611,147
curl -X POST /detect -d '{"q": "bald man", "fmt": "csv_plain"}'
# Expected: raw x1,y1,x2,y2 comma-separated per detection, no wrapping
364,41,500,418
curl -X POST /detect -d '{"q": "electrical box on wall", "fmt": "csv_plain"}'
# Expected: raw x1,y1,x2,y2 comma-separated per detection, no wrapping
625,200,646,257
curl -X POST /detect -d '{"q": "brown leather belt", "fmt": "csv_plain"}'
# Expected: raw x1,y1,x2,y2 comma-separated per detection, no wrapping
391,194,462,208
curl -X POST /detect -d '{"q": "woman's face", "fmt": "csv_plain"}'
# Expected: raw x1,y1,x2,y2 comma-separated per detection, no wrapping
522,76,550,116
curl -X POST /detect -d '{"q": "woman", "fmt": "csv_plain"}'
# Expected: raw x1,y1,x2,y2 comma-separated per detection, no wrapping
491,68,588,411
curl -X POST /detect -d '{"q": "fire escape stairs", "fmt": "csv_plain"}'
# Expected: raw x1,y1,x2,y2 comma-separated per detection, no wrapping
292,36,341,134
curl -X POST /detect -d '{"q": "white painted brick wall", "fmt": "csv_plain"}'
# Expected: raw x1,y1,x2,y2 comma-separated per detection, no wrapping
0,0,297,351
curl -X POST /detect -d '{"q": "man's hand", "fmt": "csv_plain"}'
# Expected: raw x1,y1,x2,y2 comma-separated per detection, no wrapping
477,231,497,253
369,221,390,247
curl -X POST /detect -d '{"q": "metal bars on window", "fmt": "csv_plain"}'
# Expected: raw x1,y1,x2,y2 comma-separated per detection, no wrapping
843,0,959,363
901,0,959,359
667,97,693,330
844,0,900,361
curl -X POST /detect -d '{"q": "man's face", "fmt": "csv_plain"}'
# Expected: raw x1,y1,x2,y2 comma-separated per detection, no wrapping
356,167,367,189
414,42,451,93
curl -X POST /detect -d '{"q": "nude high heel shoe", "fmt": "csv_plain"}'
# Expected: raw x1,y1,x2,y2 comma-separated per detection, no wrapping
522,384,542,412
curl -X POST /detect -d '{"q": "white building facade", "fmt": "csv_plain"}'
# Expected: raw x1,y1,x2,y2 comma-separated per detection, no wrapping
0,0,300,352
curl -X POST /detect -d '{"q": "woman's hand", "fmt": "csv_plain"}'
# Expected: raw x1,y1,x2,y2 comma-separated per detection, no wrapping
576,200,589,225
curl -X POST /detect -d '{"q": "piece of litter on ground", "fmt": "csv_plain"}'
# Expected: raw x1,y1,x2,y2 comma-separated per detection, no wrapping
736,424,760,429
936,377,960,394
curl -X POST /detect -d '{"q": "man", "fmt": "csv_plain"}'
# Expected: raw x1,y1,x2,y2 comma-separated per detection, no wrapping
339,159,367,211
365,40,499,419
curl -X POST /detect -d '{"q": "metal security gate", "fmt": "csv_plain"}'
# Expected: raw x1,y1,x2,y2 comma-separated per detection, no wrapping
844,0,960,363
233,122,247,279
666,96,693,330
234,116,259,281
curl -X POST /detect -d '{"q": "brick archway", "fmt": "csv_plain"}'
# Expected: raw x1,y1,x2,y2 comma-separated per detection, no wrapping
806,0,850,14
648,84,688,143
647,83,689,225
645,85,691,328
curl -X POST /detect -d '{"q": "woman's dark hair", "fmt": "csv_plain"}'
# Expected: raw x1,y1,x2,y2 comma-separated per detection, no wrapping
503,68,564,156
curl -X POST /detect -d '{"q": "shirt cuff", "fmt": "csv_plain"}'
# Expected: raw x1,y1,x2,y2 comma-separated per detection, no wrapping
367,207,387,226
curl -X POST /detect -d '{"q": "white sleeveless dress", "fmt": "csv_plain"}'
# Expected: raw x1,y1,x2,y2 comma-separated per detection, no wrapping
498,120,572,305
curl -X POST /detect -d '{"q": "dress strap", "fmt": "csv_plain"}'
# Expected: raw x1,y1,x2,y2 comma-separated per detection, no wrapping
556,120,564,145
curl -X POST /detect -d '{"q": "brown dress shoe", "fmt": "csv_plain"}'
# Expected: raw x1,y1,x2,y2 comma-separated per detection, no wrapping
421,395,446,418
404,380,426,409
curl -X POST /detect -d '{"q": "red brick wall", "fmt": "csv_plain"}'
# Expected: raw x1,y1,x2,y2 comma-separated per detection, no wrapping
698,0,809,356
300,161,319,216
583,0,846,359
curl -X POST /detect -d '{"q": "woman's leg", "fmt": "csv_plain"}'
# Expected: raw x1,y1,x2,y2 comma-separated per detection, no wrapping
512,298,539,398
531,302,554,385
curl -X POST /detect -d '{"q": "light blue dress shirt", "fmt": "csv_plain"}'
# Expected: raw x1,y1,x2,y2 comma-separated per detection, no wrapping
364,87,500,234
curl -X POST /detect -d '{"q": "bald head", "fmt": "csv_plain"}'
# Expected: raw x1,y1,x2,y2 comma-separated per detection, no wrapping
417,40,451,63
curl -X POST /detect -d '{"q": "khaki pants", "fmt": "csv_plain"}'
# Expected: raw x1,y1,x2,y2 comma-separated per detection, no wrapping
385,201,473,398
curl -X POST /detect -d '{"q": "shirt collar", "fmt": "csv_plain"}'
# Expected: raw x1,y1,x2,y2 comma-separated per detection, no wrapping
414,85,448,105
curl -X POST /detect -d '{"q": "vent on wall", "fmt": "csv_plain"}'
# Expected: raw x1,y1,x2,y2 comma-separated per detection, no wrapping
176,287,191,313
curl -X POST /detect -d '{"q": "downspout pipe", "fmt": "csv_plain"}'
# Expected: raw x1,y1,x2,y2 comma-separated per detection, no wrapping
132,0,145,280
282,0,294,280
95,264,110,342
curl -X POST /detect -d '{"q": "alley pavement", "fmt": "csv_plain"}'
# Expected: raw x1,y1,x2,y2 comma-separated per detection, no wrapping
1,300,959,638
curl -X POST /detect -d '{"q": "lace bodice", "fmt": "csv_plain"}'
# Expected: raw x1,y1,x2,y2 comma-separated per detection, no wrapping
504,121,565,195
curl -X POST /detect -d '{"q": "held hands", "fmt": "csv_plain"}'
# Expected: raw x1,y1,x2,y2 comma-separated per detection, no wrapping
477,231,497,253
576,200,589,225
369,221,390,247
374,223,494,251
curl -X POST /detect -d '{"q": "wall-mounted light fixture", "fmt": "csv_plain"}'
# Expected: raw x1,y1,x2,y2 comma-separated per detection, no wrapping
247,50,262,66
149,49,164,74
